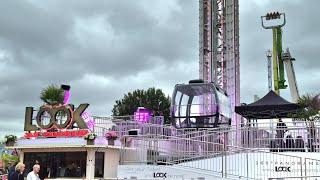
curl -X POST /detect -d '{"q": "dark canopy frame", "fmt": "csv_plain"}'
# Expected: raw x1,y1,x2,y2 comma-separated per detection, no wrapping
235,91,301,119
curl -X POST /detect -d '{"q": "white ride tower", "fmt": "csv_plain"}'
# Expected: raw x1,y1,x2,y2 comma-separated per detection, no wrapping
199,0,241,132
282,48,300,103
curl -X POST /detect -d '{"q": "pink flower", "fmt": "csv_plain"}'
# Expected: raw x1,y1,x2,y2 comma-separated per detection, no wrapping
105,131,118,140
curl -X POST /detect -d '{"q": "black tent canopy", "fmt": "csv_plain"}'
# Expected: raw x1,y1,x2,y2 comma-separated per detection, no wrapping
235,91,301,119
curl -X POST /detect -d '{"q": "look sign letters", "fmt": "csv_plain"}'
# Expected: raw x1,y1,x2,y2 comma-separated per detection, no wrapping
24,104,90,138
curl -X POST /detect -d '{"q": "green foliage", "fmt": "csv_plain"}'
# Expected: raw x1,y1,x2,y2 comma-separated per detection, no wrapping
112,87,171,124
40,84,64,105
1,153,19,168
84,133,97,140
297,94,320,152
297,94,320,122
3,135,17,143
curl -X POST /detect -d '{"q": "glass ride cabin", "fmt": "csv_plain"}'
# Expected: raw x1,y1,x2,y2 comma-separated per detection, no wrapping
171,80,231,129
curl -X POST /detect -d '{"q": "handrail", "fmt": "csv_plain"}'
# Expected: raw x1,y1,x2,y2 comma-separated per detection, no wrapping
268,176,320,179
94,118,320,154
91,115,320,179
120,134,313,179
122,134,311,157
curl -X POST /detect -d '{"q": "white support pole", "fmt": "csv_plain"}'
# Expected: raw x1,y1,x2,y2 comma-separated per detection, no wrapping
19,150,24,163
266,50,273,92
283,48,300,103
104,148,120,179
86,148,96,180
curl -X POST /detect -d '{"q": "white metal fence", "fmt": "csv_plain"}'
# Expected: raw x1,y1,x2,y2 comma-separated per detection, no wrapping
92,116,320,179
119,135,320,179
93,116,320,153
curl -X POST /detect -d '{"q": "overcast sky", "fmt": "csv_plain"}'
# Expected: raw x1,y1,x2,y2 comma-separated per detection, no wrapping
0,0,319,134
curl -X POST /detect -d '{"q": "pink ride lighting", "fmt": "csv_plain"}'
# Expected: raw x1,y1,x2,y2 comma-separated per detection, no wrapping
63,90,71,105
134,107,152,123
61,84,71,105
82,111,95,131
60,85,95,130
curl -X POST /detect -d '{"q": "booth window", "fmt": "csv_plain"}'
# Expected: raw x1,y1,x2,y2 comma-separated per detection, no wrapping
24,152,87,178
95,152,104,177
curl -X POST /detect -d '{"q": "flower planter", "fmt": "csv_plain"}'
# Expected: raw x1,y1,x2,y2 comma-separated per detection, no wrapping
5,141,15,146
87,139,94,145
84,133,97,145
108,139,115,146
105,131,118,145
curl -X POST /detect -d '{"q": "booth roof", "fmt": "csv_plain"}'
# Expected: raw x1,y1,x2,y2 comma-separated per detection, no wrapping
235,91,301,119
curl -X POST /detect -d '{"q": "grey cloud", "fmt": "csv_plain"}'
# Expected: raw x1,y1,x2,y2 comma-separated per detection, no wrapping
0,0,319,133
239,0,320,103
0,0,197,80
0,0,72,54
0,0,198,132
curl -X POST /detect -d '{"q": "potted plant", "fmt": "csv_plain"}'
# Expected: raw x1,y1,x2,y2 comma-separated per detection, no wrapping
84,133,97,145
3,135,17,146
105,131,118,146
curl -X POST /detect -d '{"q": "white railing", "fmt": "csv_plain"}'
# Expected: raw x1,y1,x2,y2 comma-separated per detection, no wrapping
268,176,320,180
119,134,320,179
91,116,320,179
93,116,320,153
164,125,320,152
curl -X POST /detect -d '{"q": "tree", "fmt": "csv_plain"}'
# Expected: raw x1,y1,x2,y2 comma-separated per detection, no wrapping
297,94,320,122
40,84,64,105
112,87,171,124
297,94,320,151
1,152,19,169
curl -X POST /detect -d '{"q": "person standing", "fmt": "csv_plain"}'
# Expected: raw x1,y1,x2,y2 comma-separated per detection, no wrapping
11,163,25,180
276,118,288,151
34,160,46,180
27,164,40,180
7,162,16,180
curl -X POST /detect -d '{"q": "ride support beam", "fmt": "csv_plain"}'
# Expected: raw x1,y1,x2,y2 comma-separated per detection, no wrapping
272,28,280,95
